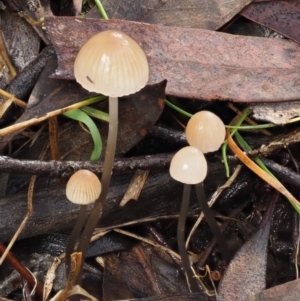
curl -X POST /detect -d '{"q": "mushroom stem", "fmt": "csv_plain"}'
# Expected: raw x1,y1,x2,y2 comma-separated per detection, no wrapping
75,96,118,285
195,183,230,263
177,184,202,292
65,205,87,278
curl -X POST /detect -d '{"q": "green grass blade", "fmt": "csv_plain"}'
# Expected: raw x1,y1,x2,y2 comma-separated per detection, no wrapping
63,109,102,161
80,106,109,122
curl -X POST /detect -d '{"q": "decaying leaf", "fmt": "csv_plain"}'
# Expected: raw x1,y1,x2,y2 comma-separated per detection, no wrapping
120,170,150,206
45,17,300,103
247,278,300,301
102,253,134,300
241,0,300,44
1,6,40,72
101,0,255,30
43,256,63,301
218,192,278,301
251,101,300,124
50,284,98,301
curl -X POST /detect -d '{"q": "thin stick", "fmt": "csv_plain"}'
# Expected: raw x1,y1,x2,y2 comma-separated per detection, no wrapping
0,243,44,299
0,144,48,265
113,228,181,260
94,214,181,232
48,117,61,161
228,103,271,136
226,129,300,209
186,165,242,248
0,89,27,108
295,219,300,279
0,32,16,79
0,178,34,265
0,96,105,136
0,152,174,176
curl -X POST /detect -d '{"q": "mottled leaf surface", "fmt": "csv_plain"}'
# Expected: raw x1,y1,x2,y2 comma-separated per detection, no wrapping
247,278,300,301
241,0,300,44
45,17,300,103
251,101,300,124
218,192,278,301
101,0,254,30
1,7,40,73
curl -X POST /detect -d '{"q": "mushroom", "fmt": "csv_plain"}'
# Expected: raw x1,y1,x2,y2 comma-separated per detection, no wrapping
73,30,149,284
66,169,102,205
65,169,101,277
185,110,230,262
169,146,207,292
185,110,226,153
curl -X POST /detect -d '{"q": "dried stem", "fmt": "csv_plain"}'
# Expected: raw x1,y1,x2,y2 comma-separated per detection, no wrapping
0,243,44,299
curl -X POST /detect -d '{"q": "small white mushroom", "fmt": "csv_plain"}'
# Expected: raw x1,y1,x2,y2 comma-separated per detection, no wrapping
185,111,225,153
66,169,101,205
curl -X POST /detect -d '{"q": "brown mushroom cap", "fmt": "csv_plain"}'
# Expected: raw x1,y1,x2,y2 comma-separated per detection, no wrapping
74,30,149,97
169,146,207,184
185,111,225,153
66,170,102,205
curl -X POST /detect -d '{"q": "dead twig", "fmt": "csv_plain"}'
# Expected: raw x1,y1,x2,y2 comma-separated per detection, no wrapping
0,153,173,177
0,144,49,265
0,243,44,299
186,164,242,249
226,128,300,208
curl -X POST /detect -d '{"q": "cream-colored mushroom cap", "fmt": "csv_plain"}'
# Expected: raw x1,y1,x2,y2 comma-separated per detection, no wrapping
186,111,225,153
66,170,102,205
169,146,207,185
74,30,149,97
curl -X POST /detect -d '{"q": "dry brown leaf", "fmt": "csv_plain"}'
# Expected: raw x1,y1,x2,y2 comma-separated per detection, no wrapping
45,17,300,103
101,0,255,30
242,0,300,44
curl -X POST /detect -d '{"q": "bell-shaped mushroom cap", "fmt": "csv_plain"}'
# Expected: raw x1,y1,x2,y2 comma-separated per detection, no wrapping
185,111,225,153
66,170,102,205
169,146,207,185
74,30,149,97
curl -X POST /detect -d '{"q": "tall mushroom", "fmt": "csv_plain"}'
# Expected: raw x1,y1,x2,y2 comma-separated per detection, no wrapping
73,30,149,284
170,146,207,292
65,169,102,277
185,110,230,262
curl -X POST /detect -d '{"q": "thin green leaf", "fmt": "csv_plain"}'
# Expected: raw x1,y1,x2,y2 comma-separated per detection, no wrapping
94,0,109,19
63,109,102,161
165,99,193,118
80,106,109,122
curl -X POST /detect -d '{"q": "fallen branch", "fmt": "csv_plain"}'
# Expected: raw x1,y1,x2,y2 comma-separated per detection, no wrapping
0,153,173,177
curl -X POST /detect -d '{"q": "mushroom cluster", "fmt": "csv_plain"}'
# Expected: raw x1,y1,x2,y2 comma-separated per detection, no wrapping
169,110,230,291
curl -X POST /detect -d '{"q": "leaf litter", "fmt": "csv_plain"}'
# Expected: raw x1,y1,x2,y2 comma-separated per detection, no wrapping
1,0,300,300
